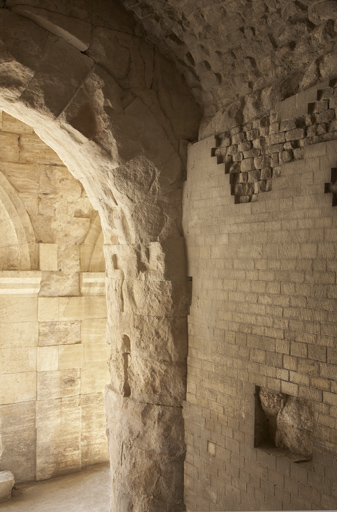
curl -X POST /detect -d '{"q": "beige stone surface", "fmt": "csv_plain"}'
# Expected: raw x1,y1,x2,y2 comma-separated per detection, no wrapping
37,369,80,401
0,133,19,163
0,296,37,322
0,373,36,405
106,388,185,512
58,345,83,370
36,396,81,480
39,272,80,297
0,321,38,348
0,271,41,295
38,297,58,322
0,347,36,374
38,321,81,346
83,341,109,368
81,318,106,344
37,346,58,372
39,244,58,271
0,401,36,483
0,162,39,195
2,112,34,134
0,471,15,503
80,272,106,295
58,296,107,321
81,365,110,395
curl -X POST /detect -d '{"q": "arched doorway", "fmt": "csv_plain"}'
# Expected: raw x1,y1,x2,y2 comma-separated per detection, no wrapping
0,111,109,482
0,3,200,509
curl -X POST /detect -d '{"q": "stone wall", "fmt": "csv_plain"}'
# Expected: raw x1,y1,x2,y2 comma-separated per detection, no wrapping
0,112,109,483
0,2,201,507
183,83,337,511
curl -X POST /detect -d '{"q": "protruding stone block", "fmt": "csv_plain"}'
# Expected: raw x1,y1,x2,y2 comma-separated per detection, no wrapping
0,471,14,503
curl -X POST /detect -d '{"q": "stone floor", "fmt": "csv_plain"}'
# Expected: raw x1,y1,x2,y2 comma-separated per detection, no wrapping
0,463,111,512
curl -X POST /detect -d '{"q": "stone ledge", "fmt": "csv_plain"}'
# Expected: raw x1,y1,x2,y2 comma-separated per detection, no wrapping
80,272,106,296
0,271,41,295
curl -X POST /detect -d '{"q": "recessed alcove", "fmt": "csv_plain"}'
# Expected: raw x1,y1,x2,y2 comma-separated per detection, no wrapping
254,386,313,463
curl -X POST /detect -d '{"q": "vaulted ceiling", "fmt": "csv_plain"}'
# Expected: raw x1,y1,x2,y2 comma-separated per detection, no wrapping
119,0,337,117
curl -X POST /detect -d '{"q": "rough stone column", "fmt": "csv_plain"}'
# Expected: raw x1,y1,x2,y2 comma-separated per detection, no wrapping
104,238,189,512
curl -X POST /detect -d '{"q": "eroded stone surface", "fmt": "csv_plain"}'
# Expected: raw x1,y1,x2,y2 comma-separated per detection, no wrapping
106,388,185,512
276,397,314,459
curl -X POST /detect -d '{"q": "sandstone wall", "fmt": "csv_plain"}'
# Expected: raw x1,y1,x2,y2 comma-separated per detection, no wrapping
183,83,337,511
0,111,109,483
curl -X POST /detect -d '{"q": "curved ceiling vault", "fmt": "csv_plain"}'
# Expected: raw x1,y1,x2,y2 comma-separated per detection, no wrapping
120,0,337,122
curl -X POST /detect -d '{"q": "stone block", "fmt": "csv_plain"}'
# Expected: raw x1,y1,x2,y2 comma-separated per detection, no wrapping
58,345,83,369
37,369,80,400
58,245,80,273
36,396,81,480
19,134,61,165
2,112,34,134
0,132,19,163
81,318,106,344
37,346,58,371
81,393,108,446
0,471,14,503
59,296,107,320
0,347,36,374
83,342,109,367
39,271,80,297
285,128,305,141
38,321,81,346
0,372,36,405
131,314,187,362
39,244,58,271
0,161,39,194
81,365,110,394
38,297,59,322
0,401,36,483
0,296,37,322
241,158,254,172
0,321,38,348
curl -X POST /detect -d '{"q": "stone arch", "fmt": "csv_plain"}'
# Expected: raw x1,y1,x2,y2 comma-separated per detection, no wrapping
0,4,200,511
0,171,36,270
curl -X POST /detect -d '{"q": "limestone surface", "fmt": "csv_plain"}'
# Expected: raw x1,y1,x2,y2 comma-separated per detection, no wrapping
0,471,14,503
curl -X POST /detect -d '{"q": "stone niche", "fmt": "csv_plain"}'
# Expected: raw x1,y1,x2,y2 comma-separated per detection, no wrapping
255,386,313,462
0,111,110,483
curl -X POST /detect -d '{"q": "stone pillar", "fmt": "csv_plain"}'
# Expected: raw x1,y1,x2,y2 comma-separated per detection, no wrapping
105,242,188,512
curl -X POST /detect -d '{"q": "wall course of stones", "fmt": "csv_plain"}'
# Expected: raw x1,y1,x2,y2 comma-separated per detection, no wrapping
183,84,337,511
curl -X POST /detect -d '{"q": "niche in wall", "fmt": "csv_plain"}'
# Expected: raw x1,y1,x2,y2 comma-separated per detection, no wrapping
254,386,313,462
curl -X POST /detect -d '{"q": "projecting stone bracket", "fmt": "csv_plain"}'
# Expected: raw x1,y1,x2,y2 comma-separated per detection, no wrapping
324,167,337,206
